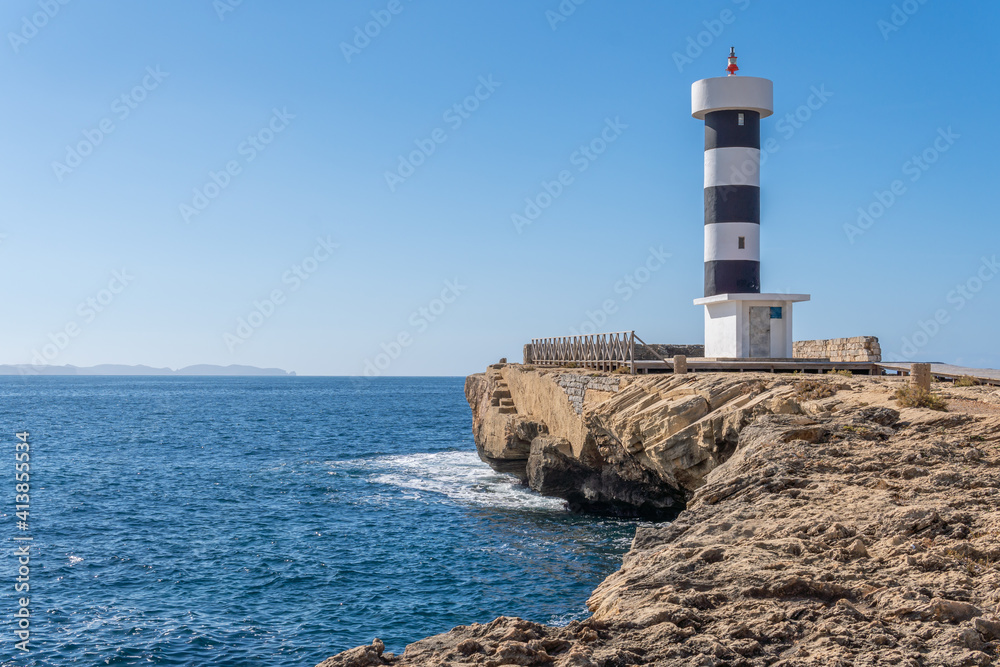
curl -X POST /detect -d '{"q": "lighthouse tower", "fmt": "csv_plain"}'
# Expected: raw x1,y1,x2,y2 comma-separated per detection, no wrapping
692,49,809,359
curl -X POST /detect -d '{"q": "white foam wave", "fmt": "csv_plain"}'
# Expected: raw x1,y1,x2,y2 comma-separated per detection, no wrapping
334,451,566,512
546,607,591,627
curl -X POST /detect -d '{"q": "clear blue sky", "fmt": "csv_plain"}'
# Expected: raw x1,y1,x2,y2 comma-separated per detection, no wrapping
1,0,997,375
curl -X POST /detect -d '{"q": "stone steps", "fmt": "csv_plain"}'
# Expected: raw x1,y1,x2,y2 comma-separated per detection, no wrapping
491,378,517,414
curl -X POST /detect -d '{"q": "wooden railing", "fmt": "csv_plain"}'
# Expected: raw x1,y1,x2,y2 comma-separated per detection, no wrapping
525,331,636,372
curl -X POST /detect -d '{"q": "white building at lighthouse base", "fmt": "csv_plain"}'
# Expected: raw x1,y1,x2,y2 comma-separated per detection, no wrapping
693,293,810,359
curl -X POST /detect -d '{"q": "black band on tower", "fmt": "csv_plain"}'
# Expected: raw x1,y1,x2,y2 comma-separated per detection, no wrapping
705,185,760,225
705,110,760,150
705,260,760,296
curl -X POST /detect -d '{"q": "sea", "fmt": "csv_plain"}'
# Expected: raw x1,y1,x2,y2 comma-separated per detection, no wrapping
0,377,642,666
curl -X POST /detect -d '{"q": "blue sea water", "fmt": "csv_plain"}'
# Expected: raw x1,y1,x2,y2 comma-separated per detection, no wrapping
0,377,641,666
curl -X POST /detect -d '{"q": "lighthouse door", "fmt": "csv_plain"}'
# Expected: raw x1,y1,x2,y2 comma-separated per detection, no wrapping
749,307,771,358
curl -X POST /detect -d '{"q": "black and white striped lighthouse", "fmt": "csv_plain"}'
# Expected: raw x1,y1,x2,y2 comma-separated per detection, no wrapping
694,47,771,297
692,50,810,358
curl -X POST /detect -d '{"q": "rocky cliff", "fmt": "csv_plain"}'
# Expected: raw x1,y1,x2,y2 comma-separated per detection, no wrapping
464,364,805,519
318,369,1000,666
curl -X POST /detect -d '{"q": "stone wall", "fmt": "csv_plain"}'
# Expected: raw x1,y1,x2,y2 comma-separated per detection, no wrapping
555,373,625,414
794,336,881,362
634,344,705,361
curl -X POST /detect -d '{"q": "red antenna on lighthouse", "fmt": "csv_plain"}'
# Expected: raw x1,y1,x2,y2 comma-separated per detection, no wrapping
726,47,739,76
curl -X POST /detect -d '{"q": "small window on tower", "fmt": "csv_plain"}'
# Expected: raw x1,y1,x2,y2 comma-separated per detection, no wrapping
738,236,745,249
738,112,745,126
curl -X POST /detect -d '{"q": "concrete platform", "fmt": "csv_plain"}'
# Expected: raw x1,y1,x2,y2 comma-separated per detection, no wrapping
876,362,1000,387
634,358,878,375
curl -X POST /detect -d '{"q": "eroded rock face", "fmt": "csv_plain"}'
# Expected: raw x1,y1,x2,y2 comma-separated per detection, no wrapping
319,377,1000,666
465,370,549,480
525,435,681,519
465,366,796,517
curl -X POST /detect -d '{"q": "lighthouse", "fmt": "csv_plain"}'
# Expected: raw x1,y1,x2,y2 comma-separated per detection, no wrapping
692,49,810,359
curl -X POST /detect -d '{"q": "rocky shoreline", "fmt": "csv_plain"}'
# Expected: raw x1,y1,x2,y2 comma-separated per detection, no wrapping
318,366,1000,666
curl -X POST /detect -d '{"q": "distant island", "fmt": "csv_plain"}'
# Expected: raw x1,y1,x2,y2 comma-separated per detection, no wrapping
0,364,296,376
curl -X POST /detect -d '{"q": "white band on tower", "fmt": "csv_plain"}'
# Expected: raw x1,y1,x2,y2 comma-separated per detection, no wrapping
704,223,760,262
704,147,761,188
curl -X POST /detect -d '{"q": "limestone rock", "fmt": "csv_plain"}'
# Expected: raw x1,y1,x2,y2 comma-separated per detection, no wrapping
467,366,810,514
316,639,387,667
525,435,683,519
975,616,1000,641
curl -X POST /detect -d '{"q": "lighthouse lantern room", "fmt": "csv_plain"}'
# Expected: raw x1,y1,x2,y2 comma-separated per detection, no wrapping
691,49,810,359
